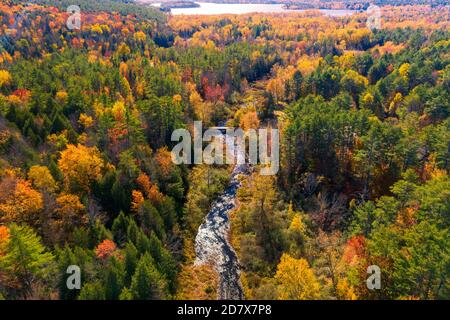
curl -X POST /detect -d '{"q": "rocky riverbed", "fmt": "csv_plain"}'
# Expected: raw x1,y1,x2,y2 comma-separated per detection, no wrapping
194,136,249,300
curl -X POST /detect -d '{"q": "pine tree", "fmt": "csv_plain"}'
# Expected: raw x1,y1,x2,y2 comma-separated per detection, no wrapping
148,232,177,291
119,287,133,300
130,253,167,300
78,282,106,300
124,242,139,287
0,224,54,298
104,256,125,300
112,211,130,244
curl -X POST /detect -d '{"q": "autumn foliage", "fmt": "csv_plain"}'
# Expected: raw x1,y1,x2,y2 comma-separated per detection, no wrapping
58,144,104,194
95,239,117,260
0,1,447,301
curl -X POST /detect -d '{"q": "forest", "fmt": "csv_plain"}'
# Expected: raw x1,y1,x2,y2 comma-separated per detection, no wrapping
0,0,448,300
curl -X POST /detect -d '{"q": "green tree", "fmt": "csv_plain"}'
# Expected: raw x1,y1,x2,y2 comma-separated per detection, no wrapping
392,221,449,299
104,256,125,300
0,224,54,298
130,253,167,300
340,70,368,106
78,281,106,300
56,246,96,300
124,242,139,286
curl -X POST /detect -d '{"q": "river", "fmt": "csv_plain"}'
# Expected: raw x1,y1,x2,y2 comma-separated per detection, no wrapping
194,133,249,299
141,2,355,16
137,1,352,300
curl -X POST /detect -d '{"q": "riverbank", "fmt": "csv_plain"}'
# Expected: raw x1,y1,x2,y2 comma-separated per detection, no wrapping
159,1,200,12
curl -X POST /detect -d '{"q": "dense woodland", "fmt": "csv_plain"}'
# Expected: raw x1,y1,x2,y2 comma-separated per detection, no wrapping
0,0,448,300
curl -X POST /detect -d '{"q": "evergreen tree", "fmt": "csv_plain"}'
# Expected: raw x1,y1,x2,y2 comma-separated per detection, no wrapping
78,282,106,300
130,253,167,300
0,224,54,298
104,256,125,300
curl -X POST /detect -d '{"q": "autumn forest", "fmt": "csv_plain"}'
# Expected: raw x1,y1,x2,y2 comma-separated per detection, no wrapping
0,0,448,301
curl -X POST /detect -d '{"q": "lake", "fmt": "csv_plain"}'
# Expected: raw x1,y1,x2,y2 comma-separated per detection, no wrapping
144,2,356,16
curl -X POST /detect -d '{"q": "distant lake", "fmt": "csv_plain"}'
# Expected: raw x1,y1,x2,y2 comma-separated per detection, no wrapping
144,2,356,16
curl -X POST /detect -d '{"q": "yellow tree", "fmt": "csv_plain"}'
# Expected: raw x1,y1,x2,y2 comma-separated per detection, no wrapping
336,278,358,300
134,31,147,42
58,144,104,194
274,253,321,300
176,264,218,300
0,70,12,88
53,193,88,241
190,90,212,124
0,176,43,224
240,111,260,131
78,113,94,129
55,91,68,105
388,92,403,116
155,147,174,178
287,205,309,258
266,78,284,103
28,165,57,193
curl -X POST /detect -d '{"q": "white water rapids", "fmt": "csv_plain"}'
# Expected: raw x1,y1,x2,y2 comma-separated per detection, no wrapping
194,133,249,300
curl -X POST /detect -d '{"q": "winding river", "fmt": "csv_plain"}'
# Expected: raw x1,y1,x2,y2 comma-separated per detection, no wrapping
194,134,249,299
